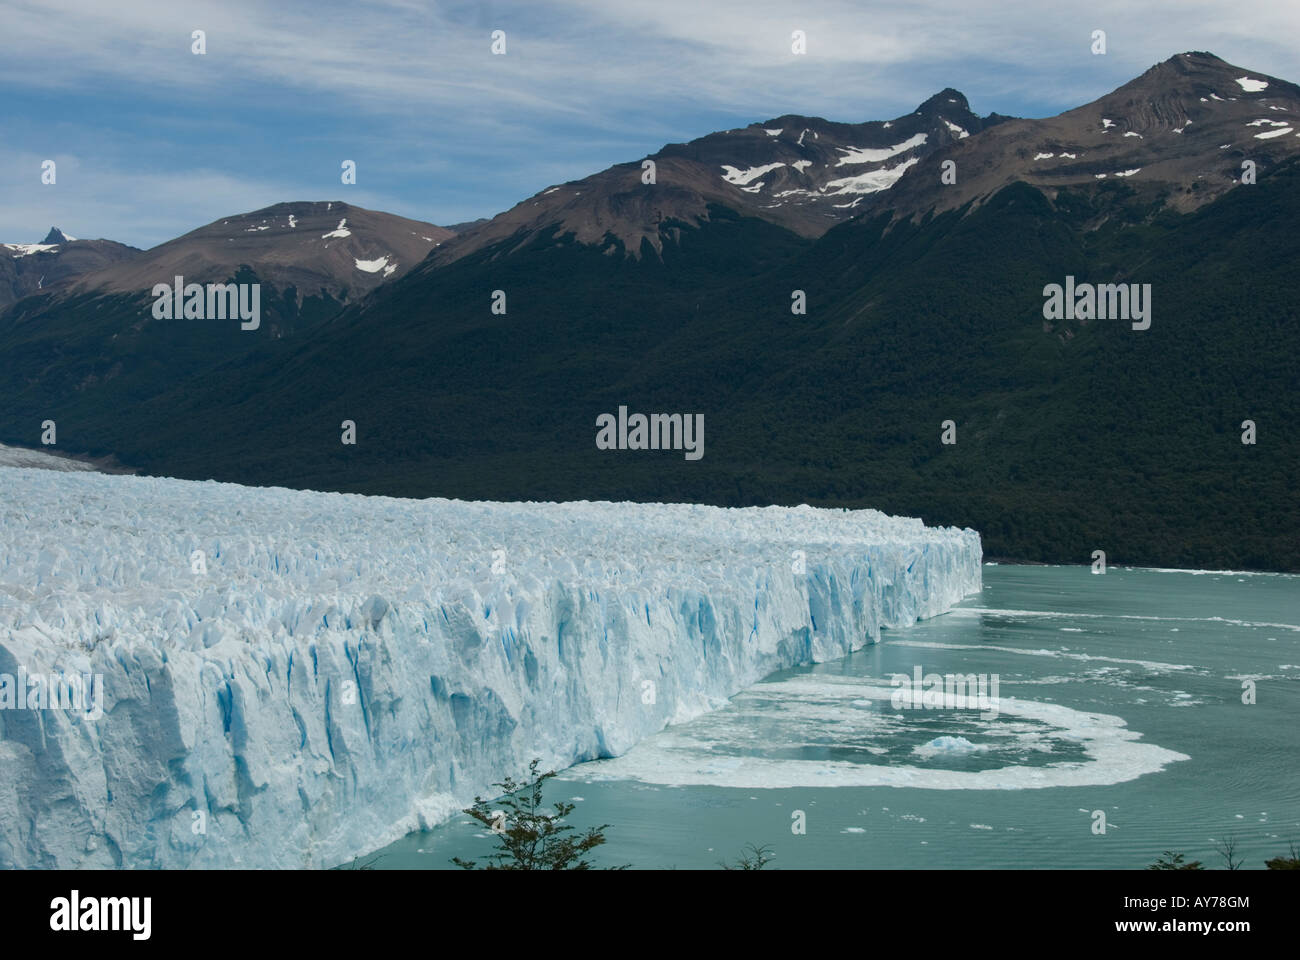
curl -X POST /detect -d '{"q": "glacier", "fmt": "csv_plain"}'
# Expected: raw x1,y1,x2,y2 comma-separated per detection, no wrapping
0,465,981,868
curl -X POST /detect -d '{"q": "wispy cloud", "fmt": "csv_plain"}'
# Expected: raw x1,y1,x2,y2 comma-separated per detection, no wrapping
4,0,1300,245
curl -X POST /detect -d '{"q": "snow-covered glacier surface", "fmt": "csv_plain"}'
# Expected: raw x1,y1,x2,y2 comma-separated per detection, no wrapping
0,467,981,868
0,442,96,472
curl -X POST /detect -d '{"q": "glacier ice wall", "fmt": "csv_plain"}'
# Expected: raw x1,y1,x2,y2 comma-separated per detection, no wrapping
0,467,980,868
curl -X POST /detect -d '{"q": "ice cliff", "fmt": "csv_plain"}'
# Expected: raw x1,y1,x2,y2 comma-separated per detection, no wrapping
0,467,980,868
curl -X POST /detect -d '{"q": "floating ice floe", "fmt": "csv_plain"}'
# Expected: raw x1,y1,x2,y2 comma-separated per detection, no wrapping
914,735,988,758
571,673,1188,791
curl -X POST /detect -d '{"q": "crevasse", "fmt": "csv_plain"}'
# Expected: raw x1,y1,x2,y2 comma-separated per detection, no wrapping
0,467,980,868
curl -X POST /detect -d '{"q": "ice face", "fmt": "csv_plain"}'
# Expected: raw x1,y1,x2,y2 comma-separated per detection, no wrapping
0,467,981,868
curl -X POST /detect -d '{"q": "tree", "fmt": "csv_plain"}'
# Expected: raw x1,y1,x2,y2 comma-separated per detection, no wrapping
1265,839,1300,870
1212,835,1243,871
720,843,775,870
339,854,380,870
1147,851,1204,870
452,759,626,870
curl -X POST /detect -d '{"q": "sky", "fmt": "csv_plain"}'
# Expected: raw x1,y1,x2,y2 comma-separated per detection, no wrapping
4,0,1300,248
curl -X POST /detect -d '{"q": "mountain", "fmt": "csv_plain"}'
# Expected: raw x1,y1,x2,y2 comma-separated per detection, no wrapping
430,89,1002,265
884,51,1300,222
0,202,454,434
0,230,142,310
68,200,454,304
1,53,1296,570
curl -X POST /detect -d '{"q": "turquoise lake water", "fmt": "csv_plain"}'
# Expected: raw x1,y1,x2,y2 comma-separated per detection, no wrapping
364,564,1299,869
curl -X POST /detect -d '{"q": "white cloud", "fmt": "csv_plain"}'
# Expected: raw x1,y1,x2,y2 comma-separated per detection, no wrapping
6,1,1298,126
4,0,1300,244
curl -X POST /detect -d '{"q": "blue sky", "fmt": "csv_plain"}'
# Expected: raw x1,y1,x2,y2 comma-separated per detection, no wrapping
4,0,1299,248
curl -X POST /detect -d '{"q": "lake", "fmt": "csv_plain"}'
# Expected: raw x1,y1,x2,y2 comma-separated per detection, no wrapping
362,564,1299,869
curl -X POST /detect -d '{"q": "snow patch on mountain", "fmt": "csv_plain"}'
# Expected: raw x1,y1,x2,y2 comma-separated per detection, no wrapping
720,162,786,186
836,133,927,166
2,244,57,258
1236,76,1268,92
825,156,919,195
321,219,351,239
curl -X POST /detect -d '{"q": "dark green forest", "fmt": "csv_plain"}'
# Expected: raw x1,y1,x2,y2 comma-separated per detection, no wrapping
2,160,1297,570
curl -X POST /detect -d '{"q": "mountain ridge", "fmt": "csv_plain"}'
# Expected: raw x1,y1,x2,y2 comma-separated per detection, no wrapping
881,51,1300,224
68,200,454,304
0,233,142,311
423,87,1001,267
